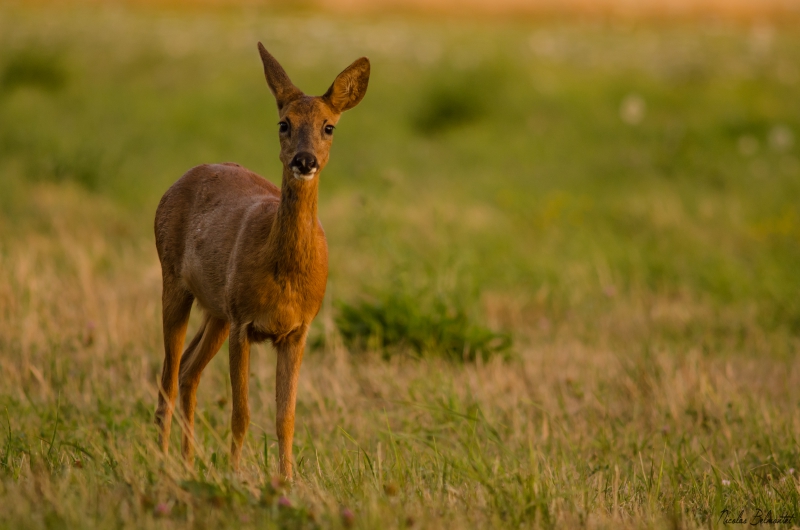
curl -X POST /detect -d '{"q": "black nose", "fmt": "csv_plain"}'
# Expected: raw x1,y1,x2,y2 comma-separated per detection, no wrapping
290,152,318,175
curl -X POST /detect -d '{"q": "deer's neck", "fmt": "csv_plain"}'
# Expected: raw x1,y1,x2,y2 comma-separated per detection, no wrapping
267,169,320,280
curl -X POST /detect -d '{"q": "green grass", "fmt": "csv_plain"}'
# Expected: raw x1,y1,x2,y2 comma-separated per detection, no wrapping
1,4,800,529
333,279,512,361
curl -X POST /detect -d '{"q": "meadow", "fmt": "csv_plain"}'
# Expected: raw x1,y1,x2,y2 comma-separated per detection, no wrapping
1,3,799,528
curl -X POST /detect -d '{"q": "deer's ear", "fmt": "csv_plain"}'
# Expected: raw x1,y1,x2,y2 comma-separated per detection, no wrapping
323,57,370,113
258,43,303,110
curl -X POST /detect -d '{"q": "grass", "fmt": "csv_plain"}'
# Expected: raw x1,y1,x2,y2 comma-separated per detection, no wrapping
1,3,800,529
333,280,512,361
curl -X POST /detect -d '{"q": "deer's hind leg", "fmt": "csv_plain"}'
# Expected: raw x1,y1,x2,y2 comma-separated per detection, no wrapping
179,314,230,463
155,280,194,454
228,324,252,471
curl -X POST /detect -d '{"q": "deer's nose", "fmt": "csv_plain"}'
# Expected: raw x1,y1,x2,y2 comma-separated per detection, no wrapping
290,152,318,175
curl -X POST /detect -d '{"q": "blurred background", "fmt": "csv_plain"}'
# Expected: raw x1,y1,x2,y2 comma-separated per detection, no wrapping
1,0,797,359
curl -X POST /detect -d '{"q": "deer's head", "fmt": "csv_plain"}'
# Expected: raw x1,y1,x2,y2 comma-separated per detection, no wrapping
258,43,370,182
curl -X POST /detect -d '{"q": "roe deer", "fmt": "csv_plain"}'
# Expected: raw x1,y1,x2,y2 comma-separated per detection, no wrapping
153,43,369,479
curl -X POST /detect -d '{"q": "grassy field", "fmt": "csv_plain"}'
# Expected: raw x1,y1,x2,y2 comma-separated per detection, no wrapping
1,4,800,529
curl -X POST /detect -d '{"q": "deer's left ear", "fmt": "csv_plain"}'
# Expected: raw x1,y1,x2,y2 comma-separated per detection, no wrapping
323,57,370,113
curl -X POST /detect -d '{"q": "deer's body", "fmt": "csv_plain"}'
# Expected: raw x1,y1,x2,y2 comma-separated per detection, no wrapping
156,162,328,340
153,44,369,479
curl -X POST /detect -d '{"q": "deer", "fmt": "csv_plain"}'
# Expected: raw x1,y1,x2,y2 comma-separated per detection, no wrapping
153,42,369,480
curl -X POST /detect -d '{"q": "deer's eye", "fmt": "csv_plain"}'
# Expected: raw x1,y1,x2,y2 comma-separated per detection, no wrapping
278,121,289,134
324,124,335,135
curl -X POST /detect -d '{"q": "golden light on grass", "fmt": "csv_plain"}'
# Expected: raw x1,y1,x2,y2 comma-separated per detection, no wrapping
10,0,800,20
1,3,799,528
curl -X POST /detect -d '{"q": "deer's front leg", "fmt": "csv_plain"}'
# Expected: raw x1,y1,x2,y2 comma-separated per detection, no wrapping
275,329,307,480
229,325,251,471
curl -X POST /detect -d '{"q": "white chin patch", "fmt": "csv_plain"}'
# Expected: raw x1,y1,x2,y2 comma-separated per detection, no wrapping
292,168,316,181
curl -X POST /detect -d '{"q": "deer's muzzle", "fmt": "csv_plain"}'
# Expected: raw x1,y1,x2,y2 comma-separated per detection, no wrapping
289,152,318,180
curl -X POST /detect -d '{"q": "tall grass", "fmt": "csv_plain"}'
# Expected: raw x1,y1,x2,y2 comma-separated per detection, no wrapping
0,4,799,529
333,281,512,361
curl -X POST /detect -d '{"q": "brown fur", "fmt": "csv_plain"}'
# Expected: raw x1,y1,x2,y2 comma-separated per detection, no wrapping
153,43,369,479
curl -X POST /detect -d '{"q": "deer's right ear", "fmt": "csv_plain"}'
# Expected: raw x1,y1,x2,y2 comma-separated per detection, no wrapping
258,43,303,110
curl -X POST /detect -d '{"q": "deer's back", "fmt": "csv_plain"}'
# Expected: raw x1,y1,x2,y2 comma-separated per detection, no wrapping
155,163,281,316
